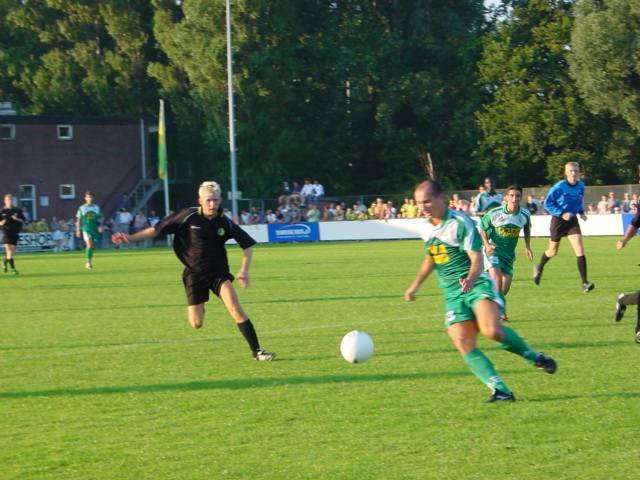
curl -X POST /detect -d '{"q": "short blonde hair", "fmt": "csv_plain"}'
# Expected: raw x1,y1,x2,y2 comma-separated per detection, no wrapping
198,181,221,198
565,161,580,170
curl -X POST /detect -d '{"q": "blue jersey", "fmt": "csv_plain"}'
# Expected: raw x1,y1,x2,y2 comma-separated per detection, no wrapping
544,180,585,217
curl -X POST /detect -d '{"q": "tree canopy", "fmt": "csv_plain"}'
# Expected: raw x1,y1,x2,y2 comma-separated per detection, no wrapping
1,0,638,199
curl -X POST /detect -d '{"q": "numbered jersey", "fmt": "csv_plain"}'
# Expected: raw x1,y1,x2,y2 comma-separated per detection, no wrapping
418,209,482,290
479,205,530,262
76,203,103,234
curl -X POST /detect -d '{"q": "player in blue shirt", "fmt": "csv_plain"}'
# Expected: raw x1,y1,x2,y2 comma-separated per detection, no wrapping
533,162,594,293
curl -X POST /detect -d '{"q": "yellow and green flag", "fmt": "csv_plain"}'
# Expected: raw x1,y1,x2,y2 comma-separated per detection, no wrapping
158,99,167,180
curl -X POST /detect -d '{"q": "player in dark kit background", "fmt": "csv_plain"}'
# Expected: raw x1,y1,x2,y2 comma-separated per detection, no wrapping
112,181,275,361
613,210,640,343
0,193,25,275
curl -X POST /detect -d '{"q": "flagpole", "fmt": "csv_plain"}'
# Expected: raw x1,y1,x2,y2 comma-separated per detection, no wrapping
226,0,238,221
159,99,171,247
159,99,170,218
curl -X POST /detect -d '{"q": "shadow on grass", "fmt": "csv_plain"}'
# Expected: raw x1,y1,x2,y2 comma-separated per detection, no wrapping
0,371,468,399
526,392,640,402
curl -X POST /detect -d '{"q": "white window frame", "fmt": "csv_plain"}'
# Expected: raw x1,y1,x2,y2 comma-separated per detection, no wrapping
57,124,73,140
59,184,76,200
19,184,36,220
0,124,16,140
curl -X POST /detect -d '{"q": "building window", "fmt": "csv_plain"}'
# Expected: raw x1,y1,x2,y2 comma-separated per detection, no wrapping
57,125,73,140
59,184,76,199
19,184,36,221
1,124,16,140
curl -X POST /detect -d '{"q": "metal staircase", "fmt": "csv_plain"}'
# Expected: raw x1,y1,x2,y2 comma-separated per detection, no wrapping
128,178,163,215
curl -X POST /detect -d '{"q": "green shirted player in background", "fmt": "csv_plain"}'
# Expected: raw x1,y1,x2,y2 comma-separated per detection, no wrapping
404,180,556,403
478,184,533,321
75,191,104,269
474,177,503,217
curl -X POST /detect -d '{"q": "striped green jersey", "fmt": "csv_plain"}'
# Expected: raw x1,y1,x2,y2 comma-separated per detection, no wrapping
479,205,530,262
76,203,103,234
418,209,482,289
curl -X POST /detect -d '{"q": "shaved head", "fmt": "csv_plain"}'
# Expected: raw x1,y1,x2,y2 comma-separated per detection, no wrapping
414,180,444,197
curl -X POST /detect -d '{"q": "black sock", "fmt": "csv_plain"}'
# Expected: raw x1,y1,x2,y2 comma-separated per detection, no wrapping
237,319,260,353
576,255,587,284
636,305,640,334
538,253,550,271
9,258,15,269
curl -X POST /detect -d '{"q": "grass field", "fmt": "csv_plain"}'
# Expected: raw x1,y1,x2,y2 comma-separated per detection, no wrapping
1,237,638,479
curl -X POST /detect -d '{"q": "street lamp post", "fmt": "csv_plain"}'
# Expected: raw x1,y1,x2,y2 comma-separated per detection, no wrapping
226,0,239,220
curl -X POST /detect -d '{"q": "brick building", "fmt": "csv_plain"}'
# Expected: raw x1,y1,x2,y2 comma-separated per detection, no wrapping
0,114,150,222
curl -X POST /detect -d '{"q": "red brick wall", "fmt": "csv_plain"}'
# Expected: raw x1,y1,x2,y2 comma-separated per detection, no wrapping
0,118,143,222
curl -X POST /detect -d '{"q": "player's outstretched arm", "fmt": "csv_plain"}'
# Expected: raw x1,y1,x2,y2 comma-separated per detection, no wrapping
617,224,639,250
112,226,158,245
405,255,434,301
236,247,252,288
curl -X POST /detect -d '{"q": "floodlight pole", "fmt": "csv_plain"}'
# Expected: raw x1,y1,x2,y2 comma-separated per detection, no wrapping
226,0,239,220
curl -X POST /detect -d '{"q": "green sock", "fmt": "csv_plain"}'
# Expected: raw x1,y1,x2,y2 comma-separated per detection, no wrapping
86,248,93,262
463,348,511,394
500,326,536,363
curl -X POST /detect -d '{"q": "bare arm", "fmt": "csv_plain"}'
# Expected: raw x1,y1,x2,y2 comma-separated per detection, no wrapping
112,226,158,244
236,247,252,288
404,254,434,301
617,224,639,250
478,229,494,256
459,249,483,293
523,222,533,260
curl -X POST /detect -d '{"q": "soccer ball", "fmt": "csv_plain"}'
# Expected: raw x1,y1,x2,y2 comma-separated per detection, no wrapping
340,330,374,363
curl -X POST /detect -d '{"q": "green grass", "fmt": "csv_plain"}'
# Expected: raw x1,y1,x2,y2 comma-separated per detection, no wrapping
1,237,638,479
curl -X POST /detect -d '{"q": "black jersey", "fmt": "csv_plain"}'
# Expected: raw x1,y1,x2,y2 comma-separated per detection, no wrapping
631,211,640,229
155,207,256,274
1,208,25,233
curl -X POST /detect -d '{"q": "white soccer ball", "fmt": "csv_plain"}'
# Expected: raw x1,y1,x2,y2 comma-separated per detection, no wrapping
340,330,374,363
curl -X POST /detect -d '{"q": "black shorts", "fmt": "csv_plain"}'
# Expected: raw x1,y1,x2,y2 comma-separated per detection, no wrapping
549,215,581,242
182,270,234,306
2,230,19,246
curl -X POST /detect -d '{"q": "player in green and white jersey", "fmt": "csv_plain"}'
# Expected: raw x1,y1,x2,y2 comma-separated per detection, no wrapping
404,180,556,403
474,177,503,217
75,191,104,269
479,185,533,321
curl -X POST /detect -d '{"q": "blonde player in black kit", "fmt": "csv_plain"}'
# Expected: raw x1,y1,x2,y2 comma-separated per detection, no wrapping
112,181,275,361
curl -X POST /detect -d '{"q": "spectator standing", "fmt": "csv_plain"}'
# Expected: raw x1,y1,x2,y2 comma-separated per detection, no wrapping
148,210,160,228
312,180,325,203
278,182,291,205
116,194,130,211
525,195,539,215
300,180,315,206
118,208,133,234
134,211,150,233
622,193,632,213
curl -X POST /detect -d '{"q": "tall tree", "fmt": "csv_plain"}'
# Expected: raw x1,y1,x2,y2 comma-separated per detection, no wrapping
475,0,638,185
3,0,159,116
570,0,640,133
150,0,488,196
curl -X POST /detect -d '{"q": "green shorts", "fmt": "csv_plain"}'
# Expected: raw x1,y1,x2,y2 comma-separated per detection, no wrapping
483,252,514,277
82,230,100,244
442,275,503,327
